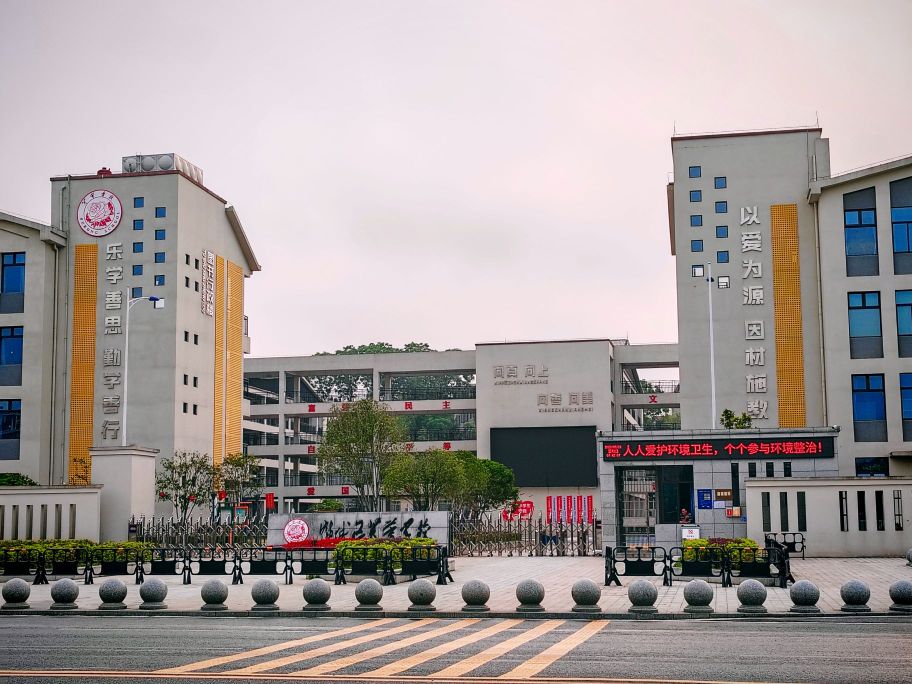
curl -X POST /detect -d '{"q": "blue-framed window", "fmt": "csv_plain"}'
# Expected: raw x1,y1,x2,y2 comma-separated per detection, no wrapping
0,399,21,440
131,287,142,299
154,275,165,286
688,166,701,178
0,327,23,365
844,188,878,257
848,292,882,338
154,252,165,264
690,215,703,227
714,176,727,189
155,207,166,218
715,201,728,214
717,250,729,264
898,290,912,336
132,264,143,276
901,373,912,422
1,253,26,294
134,197,144,208
852,374,886,421
893,206,912,254
715,226,728,239
132,242,143,253
689,190,702,202
691,240,703,252
154,229,166,240
133,219,143,231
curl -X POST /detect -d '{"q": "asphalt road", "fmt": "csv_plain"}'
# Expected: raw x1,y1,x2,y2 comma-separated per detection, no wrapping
0,615,910,683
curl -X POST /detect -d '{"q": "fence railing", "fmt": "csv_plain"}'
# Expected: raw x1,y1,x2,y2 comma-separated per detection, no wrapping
379,387,476,401
449,514,600,557
130,515,270,547
407,427,477,442
621,380,680,394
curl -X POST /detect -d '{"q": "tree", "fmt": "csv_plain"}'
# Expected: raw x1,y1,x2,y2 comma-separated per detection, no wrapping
452,451,519,515
311,498,344,512
219,451,264,506
720,409,753,429
382,449,467,510
318,399,406,511
0,473,38,486
155,451,217,527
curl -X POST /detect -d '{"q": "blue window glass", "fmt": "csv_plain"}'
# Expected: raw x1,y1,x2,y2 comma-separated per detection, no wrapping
154,275,165,286
132,264,143,276
690,240,703,252
715,226,728,239
0,327,23,365
717,250,729,264
1,253,26,294
154,252,165,264
154,229,166,240
690,190,701,202
853,374,886,421
690,215,703,227
714,176,727,189
688,166,701,178
134,197,144,208
897,290,912,336
893,207,912,254
133,242,143,253
133,219,143,231
155,207,166,218
848,291,882,337
131,287,142,298
844,207,877,256
715,201,728,214
901,373,912,420
0,399,21,439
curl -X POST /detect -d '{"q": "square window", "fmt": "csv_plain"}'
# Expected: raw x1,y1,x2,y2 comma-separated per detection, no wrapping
133,219,143,230
131,287,142,298
185,276,190,288
154,252,165,264
718,276,731,289
715,201,728,214
132,264,143,276
688,166,701,178
193,334,199,345
691,265,705,278
714,176,727,189
691,239,704,252
154,229,166,240
690,215,703,227
689,190,702,202
155,207,166,218
132,242,143,253
716,225,728,239
154,275,165,286
717,250,729,263
134,197,144,208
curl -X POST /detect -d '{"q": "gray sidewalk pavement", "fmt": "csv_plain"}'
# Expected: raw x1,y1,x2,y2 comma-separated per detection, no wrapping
3,555,911,614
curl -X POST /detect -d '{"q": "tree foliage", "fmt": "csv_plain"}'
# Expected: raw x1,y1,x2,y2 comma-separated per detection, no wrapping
0,473,39,486
311,498,344,512
219,451,264,506
382,449,467,510
452,451,519,514
720,409,753,429
154,451,217,525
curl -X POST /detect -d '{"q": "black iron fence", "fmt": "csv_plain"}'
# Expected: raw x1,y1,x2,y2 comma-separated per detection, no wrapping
130,515,270,547
450,514,601,557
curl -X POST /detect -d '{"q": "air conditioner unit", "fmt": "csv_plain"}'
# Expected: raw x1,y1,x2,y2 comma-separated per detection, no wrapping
122,154,204,184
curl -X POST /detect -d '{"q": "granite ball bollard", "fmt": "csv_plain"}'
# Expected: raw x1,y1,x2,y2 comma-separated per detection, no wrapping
355,579,384,612
736,579,768,614
251,579,280,612
461,579,491,613
1,577,31,610
515,579,546,613
50,578,80,610
139,577,169,611
98,578,128,610
627,580,658,615
906,548,912,566
683,579,714,615
789,579,821,614
201,579,229,611
571,579,602,613
302,578,331,612
407,578,437,612
839,579,871,613
888,579,912,613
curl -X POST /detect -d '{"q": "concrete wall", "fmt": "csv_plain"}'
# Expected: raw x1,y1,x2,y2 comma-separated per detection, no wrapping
0,486,101,541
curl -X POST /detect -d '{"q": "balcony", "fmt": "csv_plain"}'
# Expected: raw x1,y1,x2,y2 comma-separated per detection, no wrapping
244,382,279,405
285,433,322,445
407,426,476,442
621,380,679,394
243,432,279,447
379,387,476,401
619,420,681,432
283,473,350,487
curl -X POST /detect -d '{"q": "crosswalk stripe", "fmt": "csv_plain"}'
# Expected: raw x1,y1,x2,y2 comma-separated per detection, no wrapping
292,618,482,676
428,619,565,679
365,619,522,677
224,618,435,674
498,620,609,679
156,619,397,674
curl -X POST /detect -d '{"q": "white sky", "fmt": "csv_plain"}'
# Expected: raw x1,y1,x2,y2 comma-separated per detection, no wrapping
1,1,910,356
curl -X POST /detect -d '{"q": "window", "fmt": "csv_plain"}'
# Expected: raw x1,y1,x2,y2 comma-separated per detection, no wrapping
688,166,701,178
717,275,730,288
715,201,728,214
192,404,198,416
715,225,728,239
690,215,703,227
714,176,727,189
761,492,771,532
765,462,774,477
691,239,703,252
890,176,912,274
691,265,704,278
901,373,912,441
839,491,849,531
133,219,143,231
875,490,885,531
185,254,190,265
182,402,188,414
194,281,199,292
847,291,883,358
154,252,165,264
131,287,142,298
132,265,143,276
894,490,904,531
855,457,889,477
783,462,792,477
717,250,729,264
183,331,189,342
1,253,25,294
857,491,867,531
844,187,878,276
852,374,887,441
797,492,807,532
897,290,912,357
193,334,199,345
748,463,757,478
690,190,702,202
193,376,198,388
0,399,21,440
134,197,144,208
154,229,166,240
154,275,165,287
132,242,143,253
194,258,200,269
0,327,23,365
779,492,789,531
183,374,188,386
184,276,190,288
155,207,166,218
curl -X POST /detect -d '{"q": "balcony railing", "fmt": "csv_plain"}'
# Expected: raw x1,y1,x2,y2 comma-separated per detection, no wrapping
284,391,367,404
379,387,476,401
620,420,682,432
255,473,279,487
621,380,680,394
407,427,477,442
283,473,351,487
244,382,279,405
243,433,280,446
285,434,322,445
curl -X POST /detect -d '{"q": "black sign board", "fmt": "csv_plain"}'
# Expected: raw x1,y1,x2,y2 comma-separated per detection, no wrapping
602,436,835,461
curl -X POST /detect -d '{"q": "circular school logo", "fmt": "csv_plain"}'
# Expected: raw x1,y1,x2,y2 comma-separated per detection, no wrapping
77,190,122,237
283,518,310,543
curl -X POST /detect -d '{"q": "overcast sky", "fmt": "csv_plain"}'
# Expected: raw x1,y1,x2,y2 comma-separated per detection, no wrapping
2,1,910,356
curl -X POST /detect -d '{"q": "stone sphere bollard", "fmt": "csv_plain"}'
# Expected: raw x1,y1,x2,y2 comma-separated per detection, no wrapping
139,577,169,610
407,578,437,612
888,579,912,613
251,579,280,612
627,580,658,615
355,579,384,612
736,579,768,614
515,579,545,613
98,578,128,610
789,579,821,614
906,548,912,567
302,578,331,612
50,578,80,610
683,579,714,615
571,579,602,613
201,579,229,611
839,579,871,613
1,577,31,610
461,579,491,613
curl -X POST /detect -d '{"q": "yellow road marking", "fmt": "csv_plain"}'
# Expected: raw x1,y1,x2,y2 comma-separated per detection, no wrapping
292,618,481,676
366,619,522,677
428,619,565,678
225,618,435,674
499,620,609,679
157,619,396,674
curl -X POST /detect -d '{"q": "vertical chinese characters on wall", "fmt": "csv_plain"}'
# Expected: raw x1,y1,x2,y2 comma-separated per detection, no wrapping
740,206,768,421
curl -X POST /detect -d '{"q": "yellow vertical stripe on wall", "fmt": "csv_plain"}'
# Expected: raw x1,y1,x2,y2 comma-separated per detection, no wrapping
771,204,806,427
212,256,226,468
68,244,98,485
225,261,244,457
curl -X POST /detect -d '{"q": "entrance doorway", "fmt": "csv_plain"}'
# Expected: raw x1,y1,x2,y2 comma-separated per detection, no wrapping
616,468,657,548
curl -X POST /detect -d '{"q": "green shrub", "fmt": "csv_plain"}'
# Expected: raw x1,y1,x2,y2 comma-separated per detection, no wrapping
0,539,153,558
0,473,39,486
333,537,437,567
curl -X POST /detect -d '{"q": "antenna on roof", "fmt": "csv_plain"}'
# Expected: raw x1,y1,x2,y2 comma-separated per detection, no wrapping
815,111,819,127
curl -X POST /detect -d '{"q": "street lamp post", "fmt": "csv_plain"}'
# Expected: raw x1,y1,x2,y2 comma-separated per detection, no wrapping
121,295,164,447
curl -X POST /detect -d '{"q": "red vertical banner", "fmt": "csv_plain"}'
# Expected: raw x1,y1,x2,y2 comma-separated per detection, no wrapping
556,496,563,524
566,496,573,523
576,495,583,523
546,496,553,524
586,495,594,523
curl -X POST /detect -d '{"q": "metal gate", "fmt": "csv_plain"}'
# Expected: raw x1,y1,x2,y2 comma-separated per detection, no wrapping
617,468,657,548
449,514,601,557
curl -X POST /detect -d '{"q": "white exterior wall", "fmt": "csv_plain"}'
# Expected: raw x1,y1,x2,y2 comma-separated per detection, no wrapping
0,486,101,541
